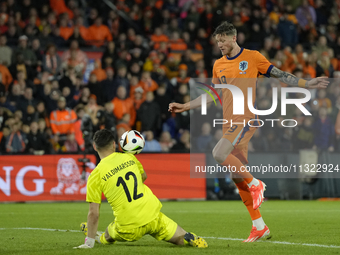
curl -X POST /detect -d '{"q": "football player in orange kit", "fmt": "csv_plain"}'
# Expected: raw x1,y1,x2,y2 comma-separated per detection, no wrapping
169,21,329,242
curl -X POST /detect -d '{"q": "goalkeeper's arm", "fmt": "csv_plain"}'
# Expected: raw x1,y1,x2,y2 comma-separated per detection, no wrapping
74,202,100,249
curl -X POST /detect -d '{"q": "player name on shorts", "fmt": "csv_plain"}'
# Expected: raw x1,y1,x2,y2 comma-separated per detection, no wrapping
102,160,136,181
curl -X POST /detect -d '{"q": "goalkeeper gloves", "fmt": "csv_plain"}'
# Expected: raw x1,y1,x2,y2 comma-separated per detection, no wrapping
73,237,95,249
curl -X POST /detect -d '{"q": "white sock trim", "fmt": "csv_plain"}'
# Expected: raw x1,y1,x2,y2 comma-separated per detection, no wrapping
247,178,260,188
252,217,265,231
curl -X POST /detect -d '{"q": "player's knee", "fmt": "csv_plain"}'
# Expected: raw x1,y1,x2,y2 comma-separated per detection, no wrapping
212,147,227,164
105,227,114,243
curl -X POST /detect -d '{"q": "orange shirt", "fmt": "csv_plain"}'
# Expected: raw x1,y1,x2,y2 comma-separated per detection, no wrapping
304,65,316,78
49,0,74,19
112,97,136,127
77,25,89,41
0,64,13,90
130,84,145,99
151,34,169,49
59,26,74,40
90,68,107,82
74,119,85,150
50,109,77,135
317,98,332,109
169,39,187,51
140,79,159,93
213,48,273,123
87,25,113,47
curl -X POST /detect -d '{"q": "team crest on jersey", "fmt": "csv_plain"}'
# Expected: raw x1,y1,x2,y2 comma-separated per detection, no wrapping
239,61,248,72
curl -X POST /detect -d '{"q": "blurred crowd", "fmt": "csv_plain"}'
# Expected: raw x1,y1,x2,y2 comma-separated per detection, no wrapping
0,0,340,155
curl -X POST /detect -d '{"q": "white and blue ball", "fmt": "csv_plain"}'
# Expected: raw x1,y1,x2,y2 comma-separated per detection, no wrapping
120,130,145,154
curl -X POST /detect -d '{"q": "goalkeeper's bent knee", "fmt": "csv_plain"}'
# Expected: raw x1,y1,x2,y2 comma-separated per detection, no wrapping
100,233,115,245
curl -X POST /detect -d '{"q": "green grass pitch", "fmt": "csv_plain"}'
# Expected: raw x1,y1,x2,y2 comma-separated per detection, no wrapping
1,201,339,255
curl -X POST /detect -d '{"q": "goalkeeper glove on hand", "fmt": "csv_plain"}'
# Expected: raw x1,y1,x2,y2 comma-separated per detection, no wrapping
73,237,95,249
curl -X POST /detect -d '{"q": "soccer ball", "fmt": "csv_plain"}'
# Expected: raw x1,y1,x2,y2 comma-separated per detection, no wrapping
120,130,145,155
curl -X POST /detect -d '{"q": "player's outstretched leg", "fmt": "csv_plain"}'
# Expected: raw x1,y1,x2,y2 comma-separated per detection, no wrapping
233,180,271,242
168,225,208,248
80,222,115,245
213,138,267,210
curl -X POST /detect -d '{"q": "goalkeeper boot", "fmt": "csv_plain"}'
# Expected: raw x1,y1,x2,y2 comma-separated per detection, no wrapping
184,232,208,248
80,222,87,236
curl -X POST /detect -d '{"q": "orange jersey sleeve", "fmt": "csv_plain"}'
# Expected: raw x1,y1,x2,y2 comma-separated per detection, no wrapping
254,51,273,77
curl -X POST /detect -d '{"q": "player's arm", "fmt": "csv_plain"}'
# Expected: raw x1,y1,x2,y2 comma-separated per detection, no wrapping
74,169,102,249
74,202,100,249
269,66,329,89
134,155,147,182
142,171,147,182
169,88,222,113
87,202,100,239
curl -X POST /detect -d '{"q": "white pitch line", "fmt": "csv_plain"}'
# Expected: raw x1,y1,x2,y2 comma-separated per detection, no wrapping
0,227,81,233
203,236,340,249
0,228,339,249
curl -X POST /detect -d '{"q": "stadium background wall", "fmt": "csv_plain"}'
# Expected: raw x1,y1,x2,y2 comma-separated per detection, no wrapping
0,154,206,202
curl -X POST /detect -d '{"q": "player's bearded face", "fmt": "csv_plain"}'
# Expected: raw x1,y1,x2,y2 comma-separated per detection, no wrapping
215,34,234,56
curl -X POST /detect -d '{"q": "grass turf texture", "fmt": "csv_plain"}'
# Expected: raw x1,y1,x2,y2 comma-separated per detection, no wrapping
1,201,339,255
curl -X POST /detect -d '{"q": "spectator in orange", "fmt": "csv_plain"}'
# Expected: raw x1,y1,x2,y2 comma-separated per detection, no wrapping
116,121,130,151
140,71,159,93
90,59,107,82
169,31,187,51
133,87,145,110
50,0,74,19
59,16,74,41
0,63,13,91
317,89,332,113
295,44,305,67
303,53,317,78
50,97,77,141
129,75,142,96
87,17,113,47
170,64,190,92
74,106,85,151
112,85,136,127
150,27,169,49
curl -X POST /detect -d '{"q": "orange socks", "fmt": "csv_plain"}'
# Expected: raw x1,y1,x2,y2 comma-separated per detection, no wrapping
236,181,262,220
221,154,254,183
221,154,261,220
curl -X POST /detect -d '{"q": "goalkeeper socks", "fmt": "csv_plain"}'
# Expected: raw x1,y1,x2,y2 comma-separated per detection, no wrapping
221,154,254,180
235,181,261,220
252,217,265,231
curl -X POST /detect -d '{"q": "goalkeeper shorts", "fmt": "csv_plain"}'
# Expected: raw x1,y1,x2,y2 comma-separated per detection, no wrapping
107,212,177,242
